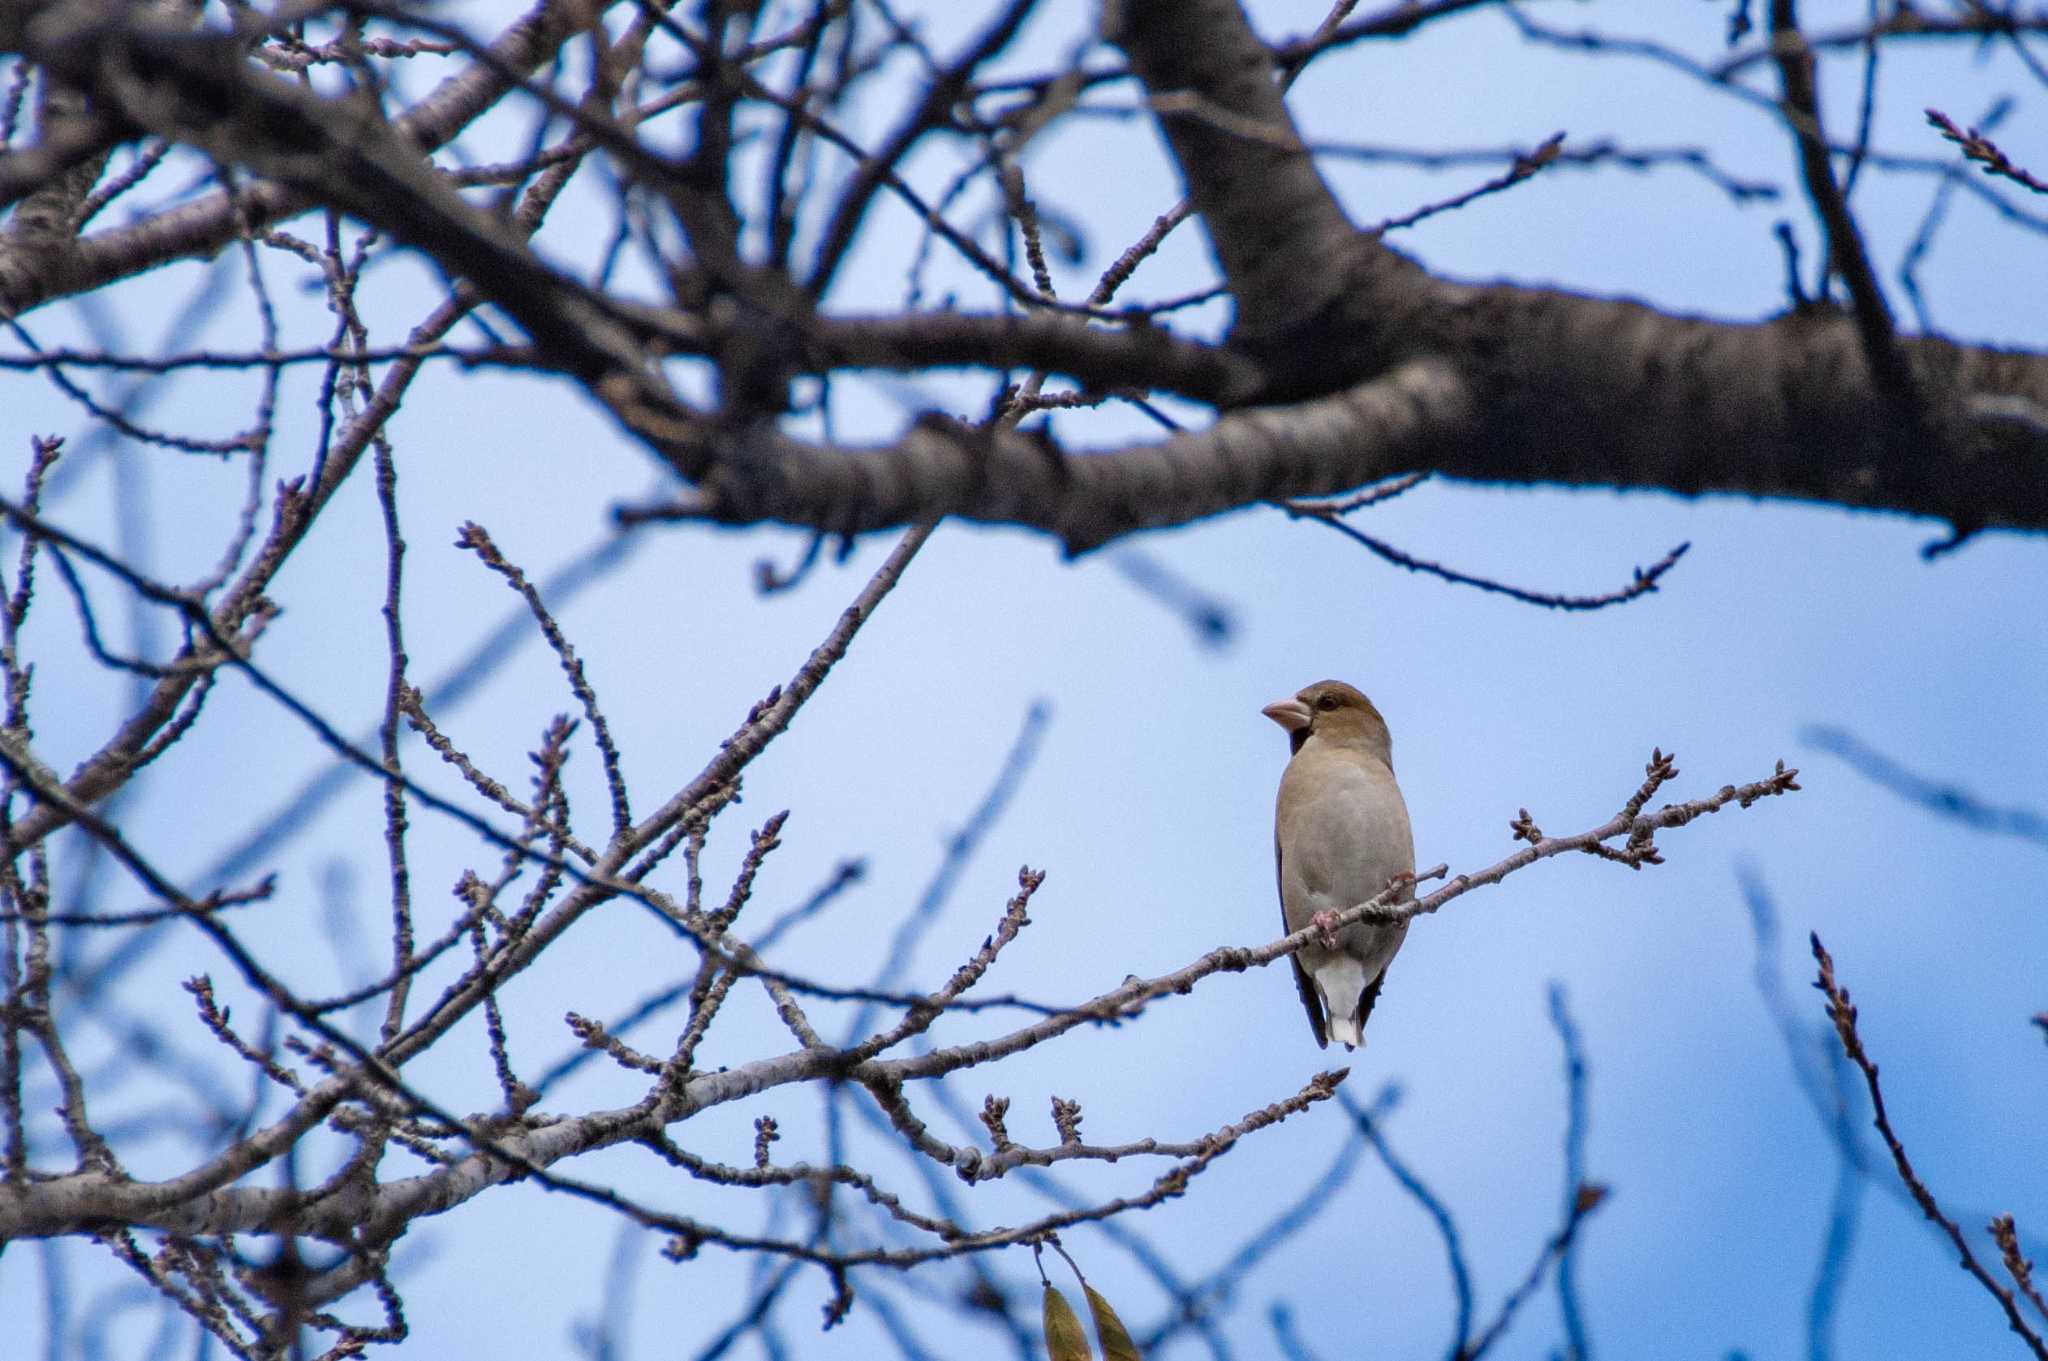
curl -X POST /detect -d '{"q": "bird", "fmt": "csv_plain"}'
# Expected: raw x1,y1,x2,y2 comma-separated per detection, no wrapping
1262,680,1416,1050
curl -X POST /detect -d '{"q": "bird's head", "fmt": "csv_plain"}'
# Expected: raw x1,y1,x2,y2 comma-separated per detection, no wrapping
1261,680,1393,764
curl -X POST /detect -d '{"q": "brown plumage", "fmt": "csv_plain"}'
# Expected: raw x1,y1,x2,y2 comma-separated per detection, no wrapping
1262,680,1416,1049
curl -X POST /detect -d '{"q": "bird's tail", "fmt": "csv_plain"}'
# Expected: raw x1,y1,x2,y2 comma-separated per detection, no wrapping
1322,962,1392,1050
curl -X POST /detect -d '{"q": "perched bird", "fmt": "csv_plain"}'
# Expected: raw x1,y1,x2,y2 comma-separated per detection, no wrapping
1262,680,1416,1050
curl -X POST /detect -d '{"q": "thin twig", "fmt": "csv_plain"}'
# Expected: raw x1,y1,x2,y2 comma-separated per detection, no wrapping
1460,1184,1610,1360
1925,109,2048,195
1809,935,2048,1360
1281,500,1689,611
1375,132,1566,233
1768,0,1912,401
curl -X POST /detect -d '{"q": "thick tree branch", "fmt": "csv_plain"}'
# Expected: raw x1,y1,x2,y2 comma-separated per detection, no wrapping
1107,0,1401,345
621,358,1474,553
797,311,1266,407
13,3,669,408
0,0,586,316
625,282,2048,547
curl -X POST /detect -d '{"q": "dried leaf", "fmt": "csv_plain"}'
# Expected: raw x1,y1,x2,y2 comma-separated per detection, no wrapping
1085,1285,1142,1361
1042,1283,1093,1361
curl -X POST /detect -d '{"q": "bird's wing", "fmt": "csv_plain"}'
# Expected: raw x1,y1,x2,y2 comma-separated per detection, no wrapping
1290,957,1329,1048
1277,831,1329,1048
1354,957,1391,1034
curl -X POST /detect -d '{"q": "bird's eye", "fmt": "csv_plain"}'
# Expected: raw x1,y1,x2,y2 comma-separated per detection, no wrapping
1315,695,1338,712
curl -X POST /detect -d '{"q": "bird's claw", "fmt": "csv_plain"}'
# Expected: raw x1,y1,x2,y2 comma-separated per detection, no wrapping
1310,909,1343,950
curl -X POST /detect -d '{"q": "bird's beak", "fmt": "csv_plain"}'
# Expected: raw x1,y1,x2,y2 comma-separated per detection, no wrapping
1261,698,1312,733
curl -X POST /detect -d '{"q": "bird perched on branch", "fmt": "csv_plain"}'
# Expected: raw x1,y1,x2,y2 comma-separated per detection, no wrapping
1263,680,1416,1050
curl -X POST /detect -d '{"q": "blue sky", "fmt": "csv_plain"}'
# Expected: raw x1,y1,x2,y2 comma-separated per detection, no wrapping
4,2,2046,1358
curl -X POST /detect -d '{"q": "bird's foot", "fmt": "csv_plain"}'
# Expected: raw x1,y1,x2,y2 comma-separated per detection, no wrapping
1310,909,1344,950
1385,869,1417,893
